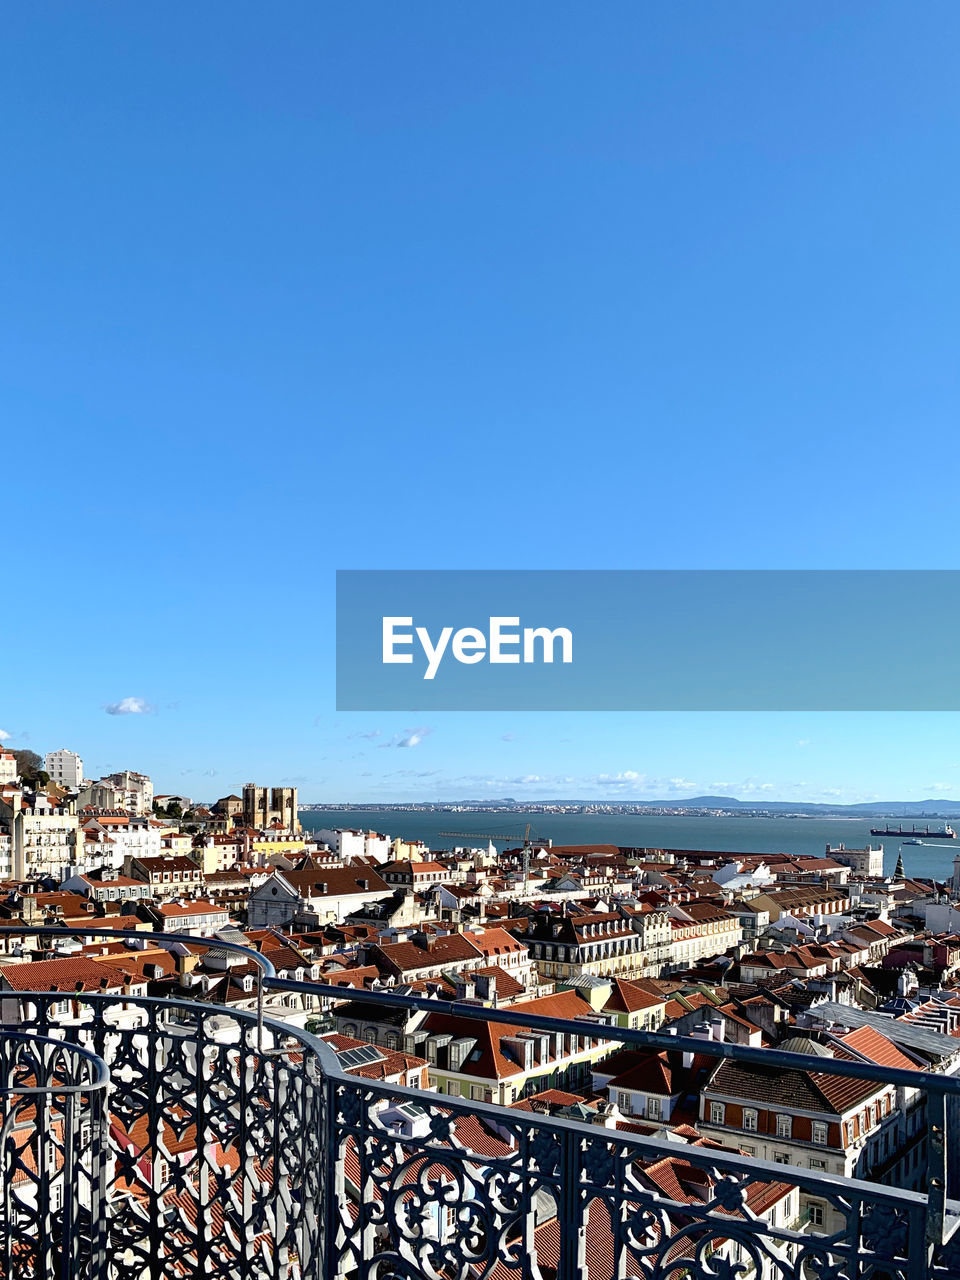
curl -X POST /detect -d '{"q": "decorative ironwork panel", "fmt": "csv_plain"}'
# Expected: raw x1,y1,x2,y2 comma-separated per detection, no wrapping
325,1068,945,1280
22,994,325,1280
1,949,958,1280
0,1030,108,1280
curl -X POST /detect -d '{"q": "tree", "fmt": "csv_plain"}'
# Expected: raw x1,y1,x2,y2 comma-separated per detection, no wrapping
12,749,44,785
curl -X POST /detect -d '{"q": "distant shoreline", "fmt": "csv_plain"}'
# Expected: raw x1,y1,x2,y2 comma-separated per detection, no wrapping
297,801,955,820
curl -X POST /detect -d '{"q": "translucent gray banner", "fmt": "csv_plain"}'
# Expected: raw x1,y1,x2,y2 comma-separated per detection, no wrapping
336,570,960,710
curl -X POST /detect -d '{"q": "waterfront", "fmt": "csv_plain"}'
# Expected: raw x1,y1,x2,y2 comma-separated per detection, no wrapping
299,809,957,880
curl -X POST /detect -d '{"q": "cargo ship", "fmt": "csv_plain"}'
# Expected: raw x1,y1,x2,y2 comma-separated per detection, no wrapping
869,824,956,840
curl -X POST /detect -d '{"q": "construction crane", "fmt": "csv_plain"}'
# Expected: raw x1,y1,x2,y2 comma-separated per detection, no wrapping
438,823,539,893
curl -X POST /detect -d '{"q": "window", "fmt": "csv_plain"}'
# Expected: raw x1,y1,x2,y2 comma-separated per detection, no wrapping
775,1153,790,1165
617,1091,632,1113
710,1102,725,1125
810,1158,826,1171
646,1097,661,1121
742,1108,758,1132
812,1122,828,1146
470,1085,485,1102
776,1115,792,1139
808,1204,825,1227
741,1145,755,1157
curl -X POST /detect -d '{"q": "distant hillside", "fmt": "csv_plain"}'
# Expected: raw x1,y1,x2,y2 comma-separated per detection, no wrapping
303,794,960,817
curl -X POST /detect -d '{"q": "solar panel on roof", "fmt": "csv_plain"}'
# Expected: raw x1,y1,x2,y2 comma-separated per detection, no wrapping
338,1045,386,1069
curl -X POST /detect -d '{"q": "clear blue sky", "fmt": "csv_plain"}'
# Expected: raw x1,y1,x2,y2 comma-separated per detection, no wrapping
3,5,960,803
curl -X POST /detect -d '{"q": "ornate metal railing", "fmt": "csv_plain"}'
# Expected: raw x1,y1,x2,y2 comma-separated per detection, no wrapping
2,926,960,1280
0,1027,108,1280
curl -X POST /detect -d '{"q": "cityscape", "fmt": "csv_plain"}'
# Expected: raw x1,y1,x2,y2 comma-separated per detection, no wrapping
4,741,960,1276
6,5,960,1279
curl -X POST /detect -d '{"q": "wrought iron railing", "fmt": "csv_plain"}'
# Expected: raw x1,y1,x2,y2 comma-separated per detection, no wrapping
0,1026,108,1280
1,925,960,1279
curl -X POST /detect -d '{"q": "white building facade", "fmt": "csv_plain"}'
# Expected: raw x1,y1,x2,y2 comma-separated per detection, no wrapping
44,749,84,791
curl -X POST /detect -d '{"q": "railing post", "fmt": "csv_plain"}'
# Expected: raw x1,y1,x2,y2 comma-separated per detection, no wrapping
320,1072,339,1280
59,1092,75,1280
556,1125,586,1280
927,1085,947,1256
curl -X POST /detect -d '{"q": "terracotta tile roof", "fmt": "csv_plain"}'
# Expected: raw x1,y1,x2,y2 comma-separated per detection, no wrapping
509,1088,595,1113
276,867,390,896
461,965,526,999
0,955,129,992
707,1058,881,1117
835,1025,921,1072
373,934,484,973
421,987,610,1080
607,1051,673,1095
158,900,229,916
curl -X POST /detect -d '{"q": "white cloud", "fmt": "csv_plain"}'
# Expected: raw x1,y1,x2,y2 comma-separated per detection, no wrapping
351,729,383,741
501,732,517,742
381,727,435,747
104,696,153,716
796,739,811,748
0,729,10,741
928,782,953,793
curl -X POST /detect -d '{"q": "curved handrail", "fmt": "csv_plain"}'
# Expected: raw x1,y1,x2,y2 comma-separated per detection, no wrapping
264,972,960,1097
2,924,957,1097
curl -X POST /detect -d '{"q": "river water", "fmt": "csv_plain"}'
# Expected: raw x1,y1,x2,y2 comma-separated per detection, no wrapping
299,810,958,880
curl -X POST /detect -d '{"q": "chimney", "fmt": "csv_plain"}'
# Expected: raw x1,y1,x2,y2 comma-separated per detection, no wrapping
592,1100,622,1129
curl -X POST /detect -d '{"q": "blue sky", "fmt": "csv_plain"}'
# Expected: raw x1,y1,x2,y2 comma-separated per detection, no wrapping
3,5,960,804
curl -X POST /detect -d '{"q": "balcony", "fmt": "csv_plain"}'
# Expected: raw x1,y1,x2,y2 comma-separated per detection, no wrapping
4,927,960,1279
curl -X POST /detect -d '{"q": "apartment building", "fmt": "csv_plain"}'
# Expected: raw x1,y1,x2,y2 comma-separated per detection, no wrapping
316,828,391,863
124,854,206,897
79,810,162,870
368,926,532,989
336,986,619,1106
0,785,80,878
666,901,743,971
247,866,393,928
80,771,154,816
699,1029,927,1231
153,899,232,935
44,749,84,791
380,859,453,889
523,910,648,981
